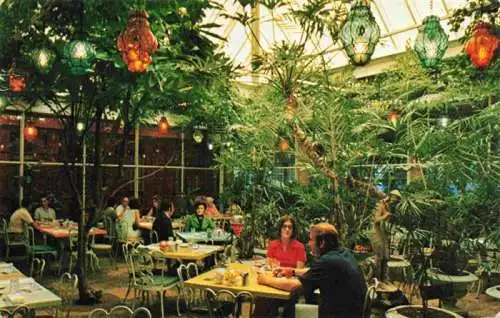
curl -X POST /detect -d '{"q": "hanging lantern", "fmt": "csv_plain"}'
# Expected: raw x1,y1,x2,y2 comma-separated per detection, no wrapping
63,39,96,75
340,0,381,66
8,65,27,93
279,139,289,152
439,116,449,127
0,95,8,108
158,116,169,134
32,48,55,74
117,10,159,72
465,22,499,69
193,129,204,144
388,112,398,127
414,16,448,68
24,124,38,142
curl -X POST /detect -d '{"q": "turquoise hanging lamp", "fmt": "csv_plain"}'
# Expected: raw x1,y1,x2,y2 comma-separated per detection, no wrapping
340,0,381,66
414,0,448,70
63,39,96,75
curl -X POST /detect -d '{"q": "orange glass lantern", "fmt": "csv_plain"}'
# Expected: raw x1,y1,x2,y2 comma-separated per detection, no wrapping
117,10,159,72
279,139,289,152
465,22,499,69
388,112,398,127
24,124,38,142
8,66,27,93
158,116,169,134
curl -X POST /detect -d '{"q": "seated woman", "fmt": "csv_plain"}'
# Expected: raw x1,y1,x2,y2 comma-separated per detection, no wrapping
205,196,221,218
117,197,141,242
153,198,175,241
267,215,306,269
184,202,214,232
145,194,160,218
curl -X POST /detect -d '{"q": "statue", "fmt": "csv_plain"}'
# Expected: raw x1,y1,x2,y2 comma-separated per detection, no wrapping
372,189,401,281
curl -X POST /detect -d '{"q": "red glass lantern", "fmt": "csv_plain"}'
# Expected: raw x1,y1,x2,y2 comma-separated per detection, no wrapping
24,125,38,142
117,10,159,72
465,22,499,69
158,116,169,134
388,112,398,127
9,69,27,93
279,140,289,152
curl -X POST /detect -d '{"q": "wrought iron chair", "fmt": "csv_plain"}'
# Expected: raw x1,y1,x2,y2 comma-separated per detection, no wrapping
362,279,379,318
26,225,57,276
176,262,202,315
122,240,143,303
91,220,116,269
205,288,255,318
52,272,78,318
32,257,46,282
149,230,159,244
129,247,180,318
0,305,32,317
88,305,152,318
294,304,318,318
1,218,28,261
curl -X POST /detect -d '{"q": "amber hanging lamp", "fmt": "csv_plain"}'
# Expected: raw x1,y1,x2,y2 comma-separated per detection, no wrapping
8,63,28,93
158,116,169,134
117,10,159,72
279,139,289,152
340,0,381,66
465,22,499,69
24,122,39,142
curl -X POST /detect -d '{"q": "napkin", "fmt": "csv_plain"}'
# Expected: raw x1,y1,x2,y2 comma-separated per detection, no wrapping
7,292,25,304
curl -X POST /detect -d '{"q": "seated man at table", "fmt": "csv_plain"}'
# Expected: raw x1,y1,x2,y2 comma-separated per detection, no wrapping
257,223,367,318
9,199,34,237
34,196,57,221
153,198,175,241
184,201,214,232
115,196,131,220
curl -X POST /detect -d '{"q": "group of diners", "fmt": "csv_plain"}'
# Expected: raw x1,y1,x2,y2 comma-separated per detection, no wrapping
8,196,57,237
100,194,235,243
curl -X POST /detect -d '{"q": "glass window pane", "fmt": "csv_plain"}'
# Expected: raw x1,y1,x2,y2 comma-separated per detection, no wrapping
184,169,219,198
0,164,19,217
0,114,20,161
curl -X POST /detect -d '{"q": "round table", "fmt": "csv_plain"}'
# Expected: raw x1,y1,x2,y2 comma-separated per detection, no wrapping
485,285,500,300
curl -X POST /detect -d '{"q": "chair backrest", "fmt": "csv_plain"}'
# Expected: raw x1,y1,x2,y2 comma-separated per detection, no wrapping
26,226,35,247
129,248,156,287
32,257,46,281
103,216,116,239
177,262,199,287
53,272,78,318
0,305,31,317
205,288,240,318
88,305,152,318
115,220,129,242
362,282,378,318
294,304,318,318
235,291,255,318
149,230,159,244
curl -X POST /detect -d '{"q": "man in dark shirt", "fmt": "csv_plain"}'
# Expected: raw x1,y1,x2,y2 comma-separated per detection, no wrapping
257,223,367,318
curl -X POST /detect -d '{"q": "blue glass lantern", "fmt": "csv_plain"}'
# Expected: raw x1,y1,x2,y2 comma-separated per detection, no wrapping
414,15,448,68
340,0,381,66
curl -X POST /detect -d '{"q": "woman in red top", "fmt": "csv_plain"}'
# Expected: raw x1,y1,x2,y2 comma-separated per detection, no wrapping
266,215,306,268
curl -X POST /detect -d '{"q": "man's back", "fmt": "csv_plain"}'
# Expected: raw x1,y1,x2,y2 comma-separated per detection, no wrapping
300,247,367,318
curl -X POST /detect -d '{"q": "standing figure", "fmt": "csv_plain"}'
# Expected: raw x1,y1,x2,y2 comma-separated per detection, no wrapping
371,189,401,281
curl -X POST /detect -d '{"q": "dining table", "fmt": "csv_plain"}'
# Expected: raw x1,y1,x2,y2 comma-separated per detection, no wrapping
143,243,224,261
184,263,292,300
137,219,184,231
0,263,62,311
33,221,107,239
176,231,232,244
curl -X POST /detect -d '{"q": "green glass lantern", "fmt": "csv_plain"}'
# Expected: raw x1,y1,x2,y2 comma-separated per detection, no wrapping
340,0,380,66
193,129,204,144
63,39,96,75
414,15,448,68
0,95,8,109
32,48,55,74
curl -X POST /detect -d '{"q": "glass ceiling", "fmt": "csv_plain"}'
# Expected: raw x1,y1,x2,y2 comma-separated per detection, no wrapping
203,0,469,76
